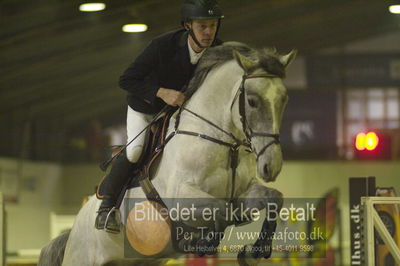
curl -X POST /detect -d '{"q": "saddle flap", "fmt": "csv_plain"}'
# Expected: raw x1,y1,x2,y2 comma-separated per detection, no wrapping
96,111,174,200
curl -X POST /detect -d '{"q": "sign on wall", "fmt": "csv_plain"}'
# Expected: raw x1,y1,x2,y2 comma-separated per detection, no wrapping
280,90,337,159
348,177,376,266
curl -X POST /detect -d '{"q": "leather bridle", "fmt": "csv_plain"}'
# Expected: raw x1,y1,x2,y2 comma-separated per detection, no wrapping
163,72,281,200
235,74,281,160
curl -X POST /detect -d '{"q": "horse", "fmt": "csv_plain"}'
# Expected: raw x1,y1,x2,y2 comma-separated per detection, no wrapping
39,42,296,266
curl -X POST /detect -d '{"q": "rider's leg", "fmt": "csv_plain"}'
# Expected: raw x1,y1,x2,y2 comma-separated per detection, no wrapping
95,106,154,232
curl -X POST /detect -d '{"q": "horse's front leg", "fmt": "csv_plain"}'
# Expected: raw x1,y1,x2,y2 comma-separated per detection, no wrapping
171,183,234,256
233,183,283,266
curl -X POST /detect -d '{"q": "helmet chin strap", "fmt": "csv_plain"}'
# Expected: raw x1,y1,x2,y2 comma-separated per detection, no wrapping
186,25,207,50
185,19,221,51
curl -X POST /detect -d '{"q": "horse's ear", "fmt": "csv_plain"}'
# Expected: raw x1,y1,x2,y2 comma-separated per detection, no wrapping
233,50,256,73
280,49,297,68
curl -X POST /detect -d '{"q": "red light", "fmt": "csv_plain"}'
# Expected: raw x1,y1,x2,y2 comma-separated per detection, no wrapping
365,132,379,151
354,130,391,160
355,133,366,151
355,131,379,151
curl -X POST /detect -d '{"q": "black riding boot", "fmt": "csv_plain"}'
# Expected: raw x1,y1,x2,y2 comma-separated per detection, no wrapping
95,151,137,233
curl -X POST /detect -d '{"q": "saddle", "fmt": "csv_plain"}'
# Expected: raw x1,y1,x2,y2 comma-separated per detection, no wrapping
96,111,174,203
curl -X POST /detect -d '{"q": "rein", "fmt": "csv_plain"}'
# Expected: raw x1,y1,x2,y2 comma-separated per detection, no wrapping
164,72,281,201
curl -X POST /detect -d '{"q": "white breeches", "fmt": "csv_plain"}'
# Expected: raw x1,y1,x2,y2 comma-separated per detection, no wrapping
126,106,154,163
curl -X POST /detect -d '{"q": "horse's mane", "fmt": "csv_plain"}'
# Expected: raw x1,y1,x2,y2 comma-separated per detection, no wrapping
186,42,286,97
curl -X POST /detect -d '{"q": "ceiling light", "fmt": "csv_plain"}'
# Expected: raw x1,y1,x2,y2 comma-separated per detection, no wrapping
79,3,106,12
389,5,400,14
122,24,148,33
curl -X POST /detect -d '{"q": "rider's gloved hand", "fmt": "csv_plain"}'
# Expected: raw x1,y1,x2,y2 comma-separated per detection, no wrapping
156,88,185,106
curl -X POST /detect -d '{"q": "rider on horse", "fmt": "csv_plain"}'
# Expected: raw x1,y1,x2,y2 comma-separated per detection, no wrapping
95,0,224,233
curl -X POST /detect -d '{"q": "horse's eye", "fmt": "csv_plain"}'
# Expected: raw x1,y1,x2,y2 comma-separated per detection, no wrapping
248,98,257,108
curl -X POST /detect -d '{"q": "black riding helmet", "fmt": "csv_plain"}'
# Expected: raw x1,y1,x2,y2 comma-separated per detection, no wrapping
181,0,224,48
181,0,224,22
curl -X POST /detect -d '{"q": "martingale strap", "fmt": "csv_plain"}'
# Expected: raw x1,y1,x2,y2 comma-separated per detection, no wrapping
171,105,245,201
173,106,243,199
172,129,242,201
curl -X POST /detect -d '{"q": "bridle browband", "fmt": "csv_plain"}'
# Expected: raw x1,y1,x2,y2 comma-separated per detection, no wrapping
162,72,281,200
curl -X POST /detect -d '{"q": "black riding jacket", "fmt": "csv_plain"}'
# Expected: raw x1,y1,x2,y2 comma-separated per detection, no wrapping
119,28,223,114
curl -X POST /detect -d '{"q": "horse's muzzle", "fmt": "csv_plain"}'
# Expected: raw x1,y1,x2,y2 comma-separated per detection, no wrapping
257,146,283,182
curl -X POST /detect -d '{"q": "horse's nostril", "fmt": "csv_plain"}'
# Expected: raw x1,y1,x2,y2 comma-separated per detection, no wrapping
263,164,270,176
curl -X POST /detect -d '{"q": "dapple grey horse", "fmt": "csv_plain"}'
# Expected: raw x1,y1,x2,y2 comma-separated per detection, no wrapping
39,42,296,266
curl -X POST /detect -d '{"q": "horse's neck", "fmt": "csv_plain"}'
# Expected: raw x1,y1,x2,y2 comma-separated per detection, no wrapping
182,61,243,135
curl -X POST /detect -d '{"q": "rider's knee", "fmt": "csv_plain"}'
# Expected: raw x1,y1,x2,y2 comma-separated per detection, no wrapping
126,145,144,163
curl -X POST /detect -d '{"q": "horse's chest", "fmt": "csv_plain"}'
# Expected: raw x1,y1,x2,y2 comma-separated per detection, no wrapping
196,152,232,197
201,167,231,197
172,136,235,198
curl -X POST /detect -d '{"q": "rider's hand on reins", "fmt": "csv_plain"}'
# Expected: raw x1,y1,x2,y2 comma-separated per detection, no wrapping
156,87,186,106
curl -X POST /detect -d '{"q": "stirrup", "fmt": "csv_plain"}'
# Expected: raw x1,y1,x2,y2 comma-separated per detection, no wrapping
104,207,122,234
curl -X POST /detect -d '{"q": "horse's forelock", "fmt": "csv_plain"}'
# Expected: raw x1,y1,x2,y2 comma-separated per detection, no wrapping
257,52,285,78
